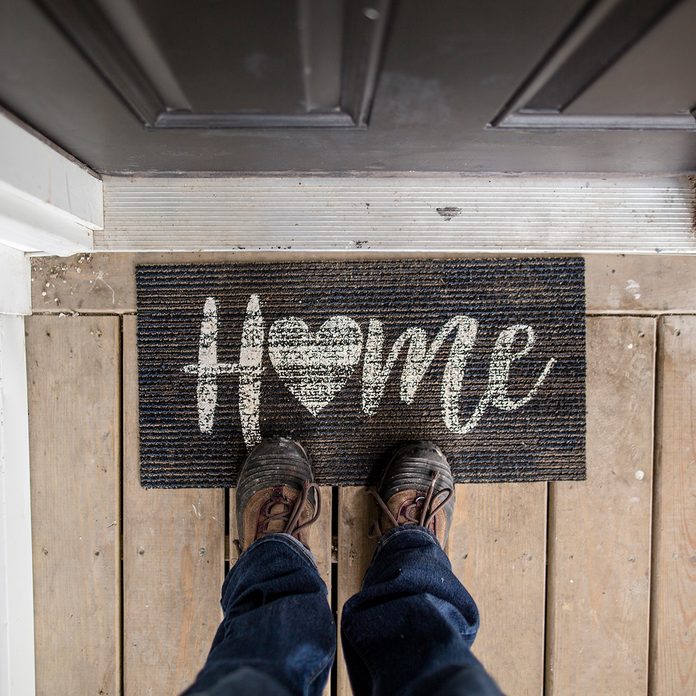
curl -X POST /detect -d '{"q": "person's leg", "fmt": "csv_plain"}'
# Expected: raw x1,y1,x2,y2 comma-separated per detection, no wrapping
182,439,335,696
183,534,334,696
341,442,502,696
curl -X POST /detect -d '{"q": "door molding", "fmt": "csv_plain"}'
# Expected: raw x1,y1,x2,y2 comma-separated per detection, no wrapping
491,0,696,131
35,0,391,129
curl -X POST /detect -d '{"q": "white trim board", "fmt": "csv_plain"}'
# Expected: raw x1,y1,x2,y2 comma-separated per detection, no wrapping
0,111,102,229
0,194,93,256
0,246,30,316
0,109,101,696
0,111,101,256
0,246,32,696
0,314,35,696
100,175,696,253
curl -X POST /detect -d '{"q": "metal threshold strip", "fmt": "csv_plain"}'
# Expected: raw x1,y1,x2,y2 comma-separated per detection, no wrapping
99,176,696,253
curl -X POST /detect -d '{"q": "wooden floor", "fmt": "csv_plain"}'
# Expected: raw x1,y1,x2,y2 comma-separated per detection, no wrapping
26,253,696,696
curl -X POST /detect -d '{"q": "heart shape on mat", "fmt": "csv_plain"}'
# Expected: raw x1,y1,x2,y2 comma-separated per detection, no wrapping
268,316,364,416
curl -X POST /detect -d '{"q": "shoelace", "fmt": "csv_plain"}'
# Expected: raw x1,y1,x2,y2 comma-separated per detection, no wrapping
234,480,321,553
368,472,453,538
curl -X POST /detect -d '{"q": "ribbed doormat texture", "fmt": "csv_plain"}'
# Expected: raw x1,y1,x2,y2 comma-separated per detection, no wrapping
136,259,585,487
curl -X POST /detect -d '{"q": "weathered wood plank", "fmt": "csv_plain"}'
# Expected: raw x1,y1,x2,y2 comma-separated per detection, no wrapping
336,486,376,696
450,482,547,696
585,256,696,313
337,482,543,696
27,315,121,696
31,252,348,313
122,316,226,696
546,316,655,695
311,487,334,591
650,316,696,694
30,252,696,314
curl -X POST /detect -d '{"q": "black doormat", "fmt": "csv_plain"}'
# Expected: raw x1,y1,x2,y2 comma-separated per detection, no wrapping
136,259,585,487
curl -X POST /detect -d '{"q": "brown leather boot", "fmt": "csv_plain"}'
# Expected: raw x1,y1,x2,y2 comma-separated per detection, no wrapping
370,441,455,548
235,437,320,553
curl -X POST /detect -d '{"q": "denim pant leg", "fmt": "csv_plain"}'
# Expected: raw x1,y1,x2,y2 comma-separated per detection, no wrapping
341,527,502,696
182,534,336,696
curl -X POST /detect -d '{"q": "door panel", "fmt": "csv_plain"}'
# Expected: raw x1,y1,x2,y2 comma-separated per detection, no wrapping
494,0,696,130
34,0,388,127
564,0,696,118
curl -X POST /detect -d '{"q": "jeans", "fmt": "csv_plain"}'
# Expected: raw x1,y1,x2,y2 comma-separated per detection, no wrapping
182,528,502,696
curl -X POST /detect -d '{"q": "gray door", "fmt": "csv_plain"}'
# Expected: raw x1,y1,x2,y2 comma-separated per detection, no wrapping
1,0,694,173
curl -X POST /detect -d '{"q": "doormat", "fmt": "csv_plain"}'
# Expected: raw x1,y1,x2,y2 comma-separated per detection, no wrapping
136,259,585,487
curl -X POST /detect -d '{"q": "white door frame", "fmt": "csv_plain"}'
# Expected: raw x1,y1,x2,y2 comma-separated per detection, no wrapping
0,111,102,696
0,296,34,696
